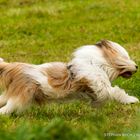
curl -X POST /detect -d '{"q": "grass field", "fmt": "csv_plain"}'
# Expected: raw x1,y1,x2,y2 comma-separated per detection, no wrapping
0,0,140,140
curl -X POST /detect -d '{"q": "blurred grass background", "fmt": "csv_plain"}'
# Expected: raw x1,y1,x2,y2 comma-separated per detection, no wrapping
0,0,140,140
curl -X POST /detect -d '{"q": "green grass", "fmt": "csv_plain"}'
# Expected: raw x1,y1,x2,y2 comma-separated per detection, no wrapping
0,0,140,139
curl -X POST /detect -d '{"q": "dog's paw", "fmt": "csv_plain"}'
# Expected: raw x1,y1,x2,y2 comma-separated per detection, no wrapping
123,96,139,104
0,107,11,115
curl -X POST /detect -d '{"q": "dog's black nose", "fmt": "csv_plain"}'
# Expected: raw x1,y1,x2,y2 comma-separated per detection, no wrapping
136,65,138,69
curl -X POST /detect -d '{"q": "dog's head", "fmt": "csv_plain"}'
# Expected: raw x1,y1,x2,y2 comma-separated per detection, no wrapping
96,40,138,79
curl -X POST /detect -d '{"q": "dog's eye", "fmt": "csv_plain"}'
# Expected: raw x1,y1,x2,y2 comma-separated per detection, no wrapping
117,64,125,68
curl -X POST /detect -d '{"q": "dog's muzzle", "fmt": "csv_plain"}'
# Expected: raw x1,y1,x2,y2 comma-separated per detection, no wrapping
120,65,138,78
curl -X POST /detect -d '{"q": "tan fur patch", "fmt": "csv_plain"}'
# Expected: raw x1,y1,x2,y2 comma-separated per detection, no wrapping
45,62,72,90
34,87,49,105
71,78,96,100
96,40,118,66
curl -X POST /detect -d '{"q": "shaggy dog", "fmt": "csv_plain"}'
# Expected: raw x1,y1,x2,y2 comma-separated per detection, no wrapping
0,40,139,114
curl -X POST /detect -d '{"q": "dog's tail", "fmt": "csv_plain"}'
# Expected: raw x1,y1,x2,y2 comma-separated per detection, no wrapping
45,62,73,91
0,59,11,89
0,58,9,74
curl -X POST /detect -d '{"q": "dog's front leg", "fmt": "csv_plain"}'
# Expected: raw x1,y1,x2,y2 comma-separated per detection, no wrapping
83,74,139,104
74,63,139,104
110,86,139,104
89,80,139,104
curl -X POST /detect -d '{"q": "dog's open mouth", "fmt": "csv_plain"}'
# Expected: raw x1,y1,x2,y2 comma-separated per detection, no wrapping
120,71,132,78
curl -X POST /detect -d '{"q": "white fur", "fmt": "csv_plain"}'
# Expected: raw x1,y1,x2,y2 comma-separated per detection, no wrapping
23,65,56,98
109,41,130,58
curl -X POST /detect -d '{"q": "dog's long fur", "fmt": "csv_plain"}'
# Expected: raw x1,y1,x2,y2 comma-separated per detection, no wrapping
0,40,139,114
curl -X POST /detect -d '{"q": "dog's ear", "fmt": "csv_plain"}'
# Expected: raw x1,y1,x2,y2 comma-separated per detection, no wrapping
96,40,118,65
96,40,116,52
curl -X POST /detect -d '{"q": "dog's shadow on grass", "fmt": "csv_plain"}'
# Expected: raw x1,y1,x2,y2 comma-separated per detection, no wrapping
10,101,101,120
9,101,139,125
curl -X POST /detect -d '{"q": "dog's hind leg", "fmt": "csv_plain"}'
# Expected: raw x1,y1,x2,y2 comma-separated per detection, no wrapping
0,88,35,114
0,93,8,108
0,94,33,115
0,98,17,114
